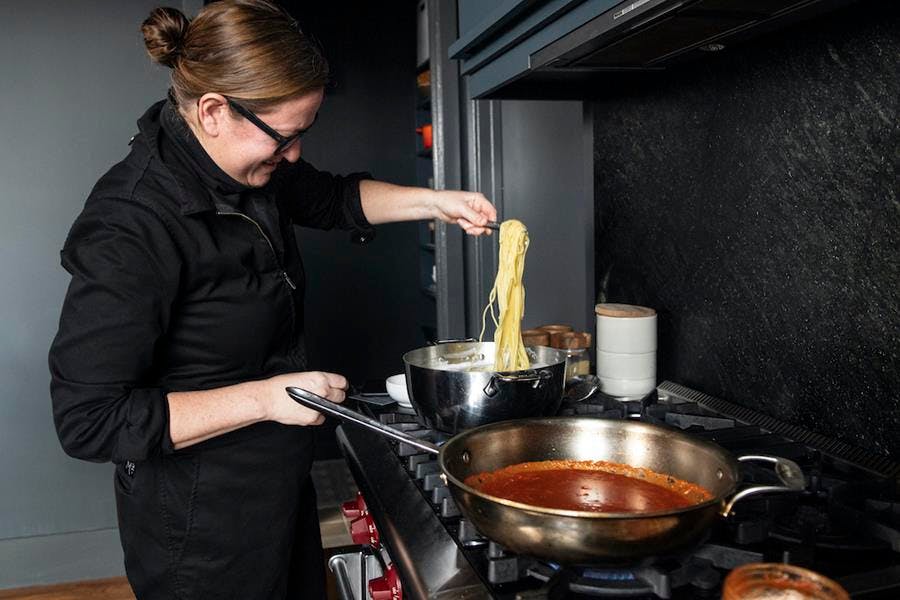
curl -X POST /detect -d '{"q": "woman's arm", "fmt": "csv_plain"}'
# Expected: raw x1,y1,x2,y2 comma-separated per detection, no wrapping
359,180,497,235
167,371,348,450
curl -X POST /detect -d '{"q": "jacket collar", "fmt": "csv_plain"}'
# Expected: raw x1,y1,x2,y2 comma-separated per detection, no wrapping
136,100,253,216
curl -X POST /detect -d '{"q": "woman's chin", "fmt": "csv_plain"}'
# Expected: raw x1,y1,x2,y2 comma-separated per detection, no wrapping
247,167,276,187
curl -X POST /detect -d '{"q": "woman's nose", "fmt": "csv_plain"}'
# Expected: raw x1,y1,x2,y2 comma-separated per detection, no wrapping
280,139,302,163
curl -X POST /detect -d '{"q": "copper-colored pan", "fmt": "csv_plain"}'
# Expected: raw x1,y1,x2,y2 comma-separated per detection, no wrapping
287,387,804,563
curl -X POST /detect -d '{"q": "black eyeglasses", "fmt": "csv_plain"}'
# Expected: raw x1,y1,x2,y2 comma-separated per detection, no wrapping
225,97,310,155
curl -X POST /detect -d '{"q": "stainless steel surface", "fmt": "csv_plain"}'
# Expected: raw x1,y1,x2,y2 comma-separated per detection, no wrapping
335,381,900,598
328,551,384,600
318,392,803,563
439,417,804,562
402,341,568,433
286,387,440,455
336,425,491,600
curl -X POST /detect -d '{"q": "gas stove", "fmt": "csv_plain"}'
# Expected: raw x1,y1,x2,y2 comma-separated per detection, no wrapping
332,381,900,599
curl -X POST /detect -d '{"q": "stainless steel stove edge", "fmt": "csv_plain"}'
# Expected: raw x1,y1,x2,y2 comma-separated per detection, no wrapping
336,424,492,600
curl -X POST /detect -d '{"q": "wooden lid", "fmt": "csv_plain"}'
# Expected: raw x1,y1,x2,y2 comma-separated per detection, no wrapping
538,324,573,334
595,303,656,318
521,329,551,346
550,331,592,349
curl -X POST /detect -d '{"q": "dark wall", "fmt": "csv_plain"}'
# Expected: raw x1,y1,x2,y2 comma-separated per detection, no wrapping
279,2,422,381
277,3,421,456
592,2,899,458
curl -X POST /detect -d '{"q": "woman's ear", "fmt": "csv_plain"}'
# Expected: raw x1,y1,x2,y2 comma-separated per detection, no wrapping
195,93,230,137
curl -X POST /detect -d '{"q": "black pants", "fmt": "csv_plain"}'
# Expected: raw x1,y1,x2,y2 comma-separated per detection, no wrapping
286,479,326,599
117,424,323,599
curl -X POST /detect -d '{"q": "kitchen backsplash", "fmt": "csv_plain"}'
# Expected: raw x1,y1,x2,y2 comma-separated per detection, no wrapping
591,2,899,458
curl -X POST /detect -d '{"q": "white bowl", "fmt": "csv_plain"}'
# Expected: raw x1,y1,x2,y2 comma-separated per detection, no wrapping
385,374,412,407
598,375,656,398
595,350,656,380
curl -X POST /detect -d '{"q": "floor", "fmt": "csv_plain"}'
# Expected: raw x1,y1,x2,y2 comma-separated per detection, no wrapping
0,578,135,600
0,557,347,600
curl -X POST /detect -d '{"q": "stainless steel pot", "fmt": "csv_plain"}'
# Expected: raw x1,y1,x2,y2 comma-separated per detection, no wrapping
402,340,568,433
286,387,805,564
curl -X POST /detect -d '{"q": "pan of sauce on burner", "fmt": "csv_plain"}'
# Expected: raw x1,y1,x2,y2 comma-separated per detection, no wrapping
465,459,713,513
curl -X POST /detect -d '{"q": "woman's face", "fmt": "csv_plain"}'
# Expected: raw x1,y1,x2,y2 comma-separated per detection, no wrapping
198,88,325,188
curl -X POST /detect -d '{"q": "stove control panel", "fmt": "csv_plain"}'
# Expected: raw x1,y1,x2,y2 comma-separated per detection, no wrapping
350,512,380,547
368,563,402,600
333,491,402,600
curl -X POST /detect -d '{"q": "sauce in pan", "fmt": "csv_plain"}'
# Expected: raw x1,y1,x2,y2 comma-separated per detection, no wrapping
464,459,714,513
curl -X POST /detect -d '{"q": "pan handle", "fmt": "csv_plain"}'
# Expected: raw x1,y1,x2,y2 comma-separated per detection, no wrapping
285,387,440,456
720,454,806,517
483,368,553,396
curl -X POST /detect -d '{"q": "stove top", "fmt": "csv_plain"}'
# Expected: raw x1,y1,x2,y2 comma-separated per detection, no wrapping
335,381,900,599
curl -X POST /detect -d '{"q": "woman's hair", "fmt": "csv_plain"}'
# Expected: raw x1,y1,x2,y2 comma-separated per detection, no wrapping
141,1,328,112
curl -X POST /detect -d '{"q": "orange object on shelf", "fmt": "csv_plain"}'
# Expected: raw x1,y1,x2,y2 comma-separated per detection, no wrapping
416,123,433,149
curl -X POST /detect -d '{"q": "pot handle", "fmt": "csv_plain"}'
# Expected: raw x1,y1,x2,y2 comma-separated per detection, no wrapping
428,338,477,345
720,454,806,517
285,387,440,456
484,368,554,396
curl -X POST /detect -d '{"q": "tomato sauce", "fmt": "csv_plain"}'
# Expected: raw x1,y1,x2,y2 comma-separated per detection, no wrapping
464,459,713,513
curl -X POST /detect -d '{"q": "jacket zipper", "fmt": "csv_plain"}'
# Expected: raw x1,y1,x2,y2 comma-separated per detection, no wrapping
216,210,297,290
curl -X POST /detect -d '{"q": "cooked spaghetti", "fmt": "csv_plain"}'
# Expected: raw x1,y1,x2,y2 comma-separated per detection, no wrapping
479,220,530,371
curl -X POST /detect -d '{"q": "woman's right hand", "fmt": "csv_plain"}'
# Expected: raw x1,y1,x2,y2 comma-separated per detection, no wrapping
260,371,349,426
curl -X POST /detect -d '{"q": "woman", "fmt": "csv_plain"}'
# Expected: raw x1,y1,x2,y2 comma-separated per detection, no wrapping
48,2,495,598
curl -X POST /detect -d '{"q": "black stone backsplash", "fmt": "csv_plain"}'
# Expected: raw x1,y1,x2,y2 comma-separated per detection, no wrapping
592,2,899,458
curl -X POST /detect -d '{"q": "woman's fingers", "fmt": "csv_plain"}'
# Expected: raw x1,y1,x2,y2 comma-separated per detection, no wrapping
457,217,491,236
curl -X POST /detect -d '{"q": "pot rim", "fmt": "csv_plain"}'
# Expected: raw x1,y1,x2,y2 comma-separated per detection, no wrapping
439,417,741,519
403,341,567,372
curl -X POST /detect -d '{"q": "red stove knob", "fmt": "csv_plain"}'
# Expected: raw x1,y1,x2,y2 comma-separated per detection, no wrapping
341,492,368,519
368,564,402,600
350,513,379,547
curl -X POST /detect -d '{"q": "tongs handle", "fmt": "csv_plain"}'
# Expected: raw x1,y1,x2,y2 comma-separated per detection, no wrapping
484,221,501,231
286,386,440,455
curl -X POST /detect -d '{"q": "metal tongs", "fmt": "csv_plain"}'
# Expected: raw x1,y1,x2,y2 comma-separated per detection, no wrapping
485,221,501,231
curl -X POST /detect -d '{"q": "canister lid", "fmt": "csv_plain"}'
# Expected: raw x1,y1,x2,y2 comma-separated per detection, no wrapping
521,329,551,346
537,324,573,334
550,331,592,349
595,303,656,318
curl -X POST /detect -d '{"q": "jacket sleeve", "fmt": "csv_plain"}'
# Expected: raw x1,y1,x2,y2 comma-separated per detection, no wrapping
49,198,181,464
273,158,375,241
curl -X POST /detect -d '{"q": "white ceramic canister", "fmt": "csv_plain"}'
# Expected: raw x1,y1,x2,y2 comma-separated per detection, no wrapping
595,304,657,354
595,349,656,380
595,304,657,397
597,376,658,398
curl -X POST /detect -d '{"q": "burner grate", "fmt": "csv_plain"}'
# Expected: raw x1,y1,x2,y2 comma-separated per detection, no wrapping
658,381,900,478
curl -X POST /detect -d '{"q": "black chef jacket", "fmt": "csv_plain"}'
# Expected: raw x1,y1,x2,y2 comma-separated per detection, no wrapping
48,99,373,599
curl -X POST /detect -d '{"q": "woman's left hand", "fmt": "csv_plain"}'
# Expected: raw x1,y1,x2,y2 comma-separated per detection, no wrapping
432,190,497,236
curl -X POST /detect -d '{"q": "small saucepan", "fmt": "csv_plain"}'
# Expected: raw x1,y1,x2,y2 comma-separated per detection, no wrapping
286,387,804,563
402,340,598,434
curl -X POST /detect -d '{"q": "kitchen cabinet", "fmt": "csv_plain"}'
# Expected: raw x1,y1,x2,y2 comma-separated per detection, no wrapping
415,63,438,342
451,0,860,100
450,0,620,99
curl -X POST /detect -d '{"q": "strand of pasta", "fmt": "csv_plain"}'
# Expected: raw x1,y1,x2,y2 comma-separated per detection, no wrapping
478,219,530,371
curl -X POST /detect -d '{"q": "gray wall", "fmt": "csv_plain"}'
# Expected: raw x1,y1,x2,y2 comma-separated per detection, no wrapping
494,100,594,335
0,1,186,588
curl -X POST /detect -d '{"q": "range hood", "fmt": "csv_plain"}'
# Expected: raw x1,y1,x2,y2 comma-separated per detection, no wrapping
530,0,855,72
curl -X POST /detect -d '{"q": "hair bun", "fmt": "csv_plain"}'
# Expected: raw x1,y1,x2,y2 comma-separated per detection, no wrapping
141,7,190,68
